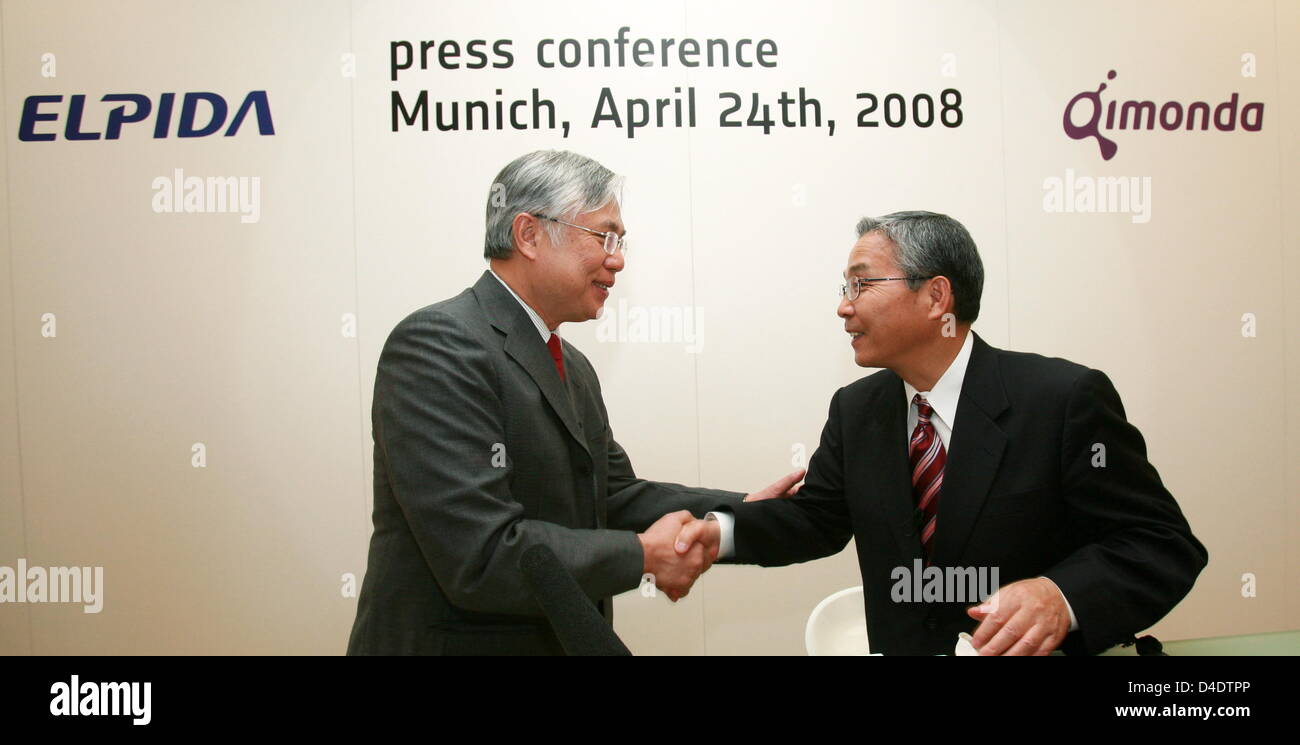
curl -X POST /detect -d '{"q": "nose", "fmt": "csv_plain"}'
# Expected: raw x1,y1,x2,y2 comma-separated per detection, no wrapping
837,294,855,319
605,249,625,273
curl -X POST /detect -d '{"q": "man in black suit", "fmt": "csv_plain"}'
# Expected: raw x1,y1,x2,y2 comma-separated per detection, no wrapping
675,211,1207,655
347,150,799,655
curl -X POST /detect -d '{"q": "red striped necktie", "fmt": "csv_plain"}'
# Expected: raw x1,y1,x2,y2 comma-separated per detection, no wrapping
547,333,566,382
909,394,946,564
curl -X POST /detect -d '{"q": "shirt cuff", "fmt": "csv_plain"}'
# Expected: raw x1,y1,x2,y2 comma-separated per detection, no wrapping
1039,576,1079,632
706,511,735,560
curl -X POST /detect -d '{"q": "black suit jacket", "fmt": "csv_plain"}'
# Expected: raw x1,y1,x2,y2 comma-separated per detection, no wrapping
348,272,743,655
723,333,1207,655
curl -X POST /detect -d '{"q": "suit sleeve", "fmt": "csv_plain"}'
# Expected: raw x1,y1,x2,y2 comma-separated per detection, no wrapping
1041,369,1208,654
373,312,644,616
563,352,745,532
723,388,855,565
601,431,747,531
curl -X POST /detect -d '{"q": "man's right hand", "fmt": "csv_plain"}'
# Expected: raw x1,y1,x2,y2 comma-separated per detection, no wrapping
672,517,721,568
670,469,805,565
638,511,708,602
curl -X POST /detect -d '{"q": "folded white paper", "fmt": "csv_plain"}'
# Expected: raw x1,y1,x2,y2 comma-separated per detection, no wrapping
954,632,979,656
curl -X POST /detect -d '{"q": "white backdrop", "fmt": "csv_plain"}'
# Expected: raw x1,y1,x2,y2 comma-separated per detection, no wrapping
1,0,1296,655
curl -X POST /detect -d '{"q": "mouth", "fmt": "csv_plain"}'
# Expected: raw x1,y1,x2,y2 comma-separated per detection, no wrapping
592,280,612,299
848,331,864,346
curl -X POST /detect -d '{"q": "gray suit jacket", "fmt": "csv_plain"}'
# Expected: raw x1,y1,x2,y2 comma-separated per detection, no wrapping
347,271,743,655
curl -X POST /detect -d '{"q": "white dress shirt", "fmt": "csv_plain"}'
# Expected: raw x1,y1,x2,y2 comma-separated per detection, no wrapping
901,327,974,452
711,330,1078,633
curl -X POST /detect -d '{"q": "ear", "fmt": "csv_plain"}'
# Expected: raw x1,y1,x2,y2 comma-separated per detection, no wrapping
511,212,542,261
926,276,955,321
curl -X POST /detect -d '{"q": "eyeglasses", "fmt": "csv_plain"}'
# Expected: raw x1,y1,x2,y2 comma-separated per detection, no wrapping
534,215,629,256
838,276,933,301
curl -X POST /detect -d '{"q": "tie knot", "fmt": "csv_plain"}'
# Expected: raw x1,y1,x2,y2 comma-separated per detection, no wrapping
547,333,562,355
913,394,934,423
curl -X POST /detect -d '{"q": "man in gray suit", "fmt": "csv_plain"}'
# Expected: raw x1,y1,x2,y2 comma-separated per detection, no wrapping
347,150,800,655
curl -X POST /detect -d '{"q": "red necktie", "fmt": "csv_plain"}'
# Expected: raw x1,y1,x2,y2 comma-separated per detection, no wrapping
909,394,945,564
547,333,565,382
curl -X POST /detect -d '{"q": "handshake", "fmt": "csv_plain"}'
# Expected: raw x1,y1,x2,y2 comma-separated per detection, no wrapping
636,469,806,601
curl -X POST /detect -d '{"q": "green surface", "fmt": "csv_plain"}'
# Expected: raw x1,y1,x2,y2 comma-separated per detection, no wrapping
1100,630,1300,656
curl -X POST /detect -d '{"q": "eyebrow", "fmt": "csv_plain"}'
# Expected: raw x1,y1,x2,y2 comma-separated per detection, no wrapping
595,220,625,235
845,262,871,275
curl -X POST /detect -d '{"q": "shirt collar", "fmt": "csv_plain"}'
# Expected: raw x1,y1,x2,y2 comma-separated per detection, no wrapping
903,329,974,427
488,268,553,342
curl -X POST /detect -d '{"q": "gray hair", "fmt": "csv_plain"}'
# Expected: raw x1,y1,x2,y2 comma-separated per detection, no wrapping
484,150,623,259
855,211,984,323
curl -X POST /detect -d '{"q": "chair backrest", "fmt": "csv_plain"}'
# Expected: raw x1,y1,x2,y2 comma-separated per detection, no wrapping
805,586,871,656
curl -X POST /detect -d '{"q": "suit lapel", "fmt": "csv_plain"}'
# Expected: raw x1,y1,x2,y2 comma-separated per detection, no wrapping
853,374,921,561
930,334,1008,567
566,370,606,524
473,271,590,455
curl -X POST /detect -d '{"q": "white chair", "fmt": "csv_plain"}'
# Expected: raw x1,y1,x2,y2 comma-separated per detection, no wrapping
805,586,872,656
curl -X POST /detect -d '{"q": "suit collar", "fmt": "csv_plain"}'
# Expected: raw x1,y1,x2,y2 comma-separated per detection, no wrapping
486,268,552,342
928,332,1009,567
472,271,589,453
955,333,1009,423
477,270,545,339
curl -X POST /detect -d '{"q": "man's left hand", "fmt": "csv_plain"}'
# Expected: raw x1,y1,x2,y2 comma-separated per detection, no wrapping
966,578,1070,656
743,468,805,502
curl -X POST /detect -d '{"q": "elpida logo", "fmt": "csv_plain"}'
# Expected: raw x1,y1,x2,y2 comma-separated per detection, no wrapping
1063,70,1264,160
50,675,151,726
17,91,274,141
